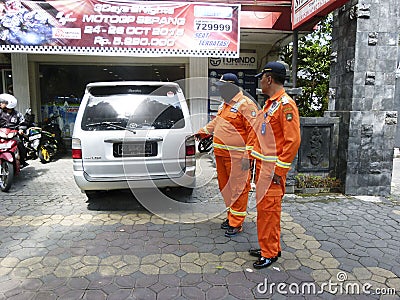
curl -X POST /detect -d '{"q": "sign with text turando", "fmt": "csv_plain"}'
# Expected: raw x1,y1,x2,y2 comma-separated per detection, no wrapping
0,0,240,57
208,53,257,70
208,53,258,116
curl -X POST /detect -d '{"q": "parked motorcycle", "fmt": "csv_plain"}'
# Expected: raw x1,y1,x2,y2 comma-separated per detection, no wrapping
23,109,58,163
23,126,58,163
0,128,21,192
42,114,66,155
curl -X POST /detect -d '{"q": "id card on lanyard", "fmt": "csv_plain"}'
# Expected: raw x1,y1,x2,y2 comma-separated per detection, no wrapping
261,100,278,135
261,113,268,135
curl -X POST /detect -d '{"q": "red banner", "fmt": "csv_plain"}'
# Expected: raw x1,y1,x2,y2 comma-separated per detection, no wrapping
0,0,240,57
292,0,347,29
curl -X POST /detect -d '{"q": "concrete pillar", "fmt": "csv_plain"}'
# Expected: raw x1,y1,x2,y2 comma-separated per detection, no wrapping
11,53,30,113
188,57,209,132
328,0,399,196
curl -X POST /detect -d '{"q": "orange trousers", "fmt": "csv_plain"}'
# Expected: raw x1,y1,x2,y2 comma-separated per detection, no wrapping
255,160,285,258
215,155,251,228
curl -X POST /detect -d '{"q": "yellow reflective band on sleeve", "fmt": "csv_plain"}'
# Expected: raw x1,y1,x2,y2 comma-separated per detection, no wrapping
213,143,246,151
229,207,247,216
245,145,253,151
250,150,277,162
203,127,210,135
276,159,291,169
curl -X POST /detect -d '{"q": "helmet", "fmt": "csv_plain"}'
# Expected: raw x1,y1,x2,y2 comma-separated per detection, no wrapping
0,93,17,109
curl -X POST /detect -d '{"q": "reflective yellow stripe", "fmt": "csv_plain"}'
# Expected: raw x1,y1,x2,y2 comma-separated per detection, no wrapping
245,145,253,151
213,143,246,151
276,159,291,169
229,207,247,216
203,127,210,135
250,150,277,162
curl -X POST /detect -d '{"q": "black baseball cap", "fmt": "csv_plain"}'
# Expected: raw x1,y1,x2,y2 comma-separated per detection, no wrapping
255,61,286,78
214,73,239,86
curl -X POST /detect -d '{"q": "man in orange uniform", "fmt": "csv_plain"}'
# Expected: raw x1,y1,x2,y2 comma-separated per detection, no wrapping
196,73,258,237
249,62,301,268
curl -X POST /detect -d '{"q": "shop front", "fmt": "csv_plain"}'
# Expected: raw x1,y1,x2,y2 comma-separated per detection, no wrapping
38,61,186,138
1,0,246,136
208,52,258,120
0,0,347,139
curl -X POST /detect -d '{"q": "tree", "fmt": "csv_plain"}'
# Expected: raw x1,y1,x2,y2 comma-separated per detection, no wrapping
280,15,333,117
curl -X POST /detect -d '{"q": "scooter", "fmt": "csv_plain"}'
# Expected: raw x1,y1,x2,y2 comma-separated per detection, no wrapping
0,128,21,192
23,126,58,163
23,109,58,163
42,114,66,156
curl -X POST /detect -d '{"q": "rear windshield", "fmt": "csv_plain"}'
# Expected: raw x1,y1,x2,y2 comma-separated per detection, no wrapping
81,85,185,130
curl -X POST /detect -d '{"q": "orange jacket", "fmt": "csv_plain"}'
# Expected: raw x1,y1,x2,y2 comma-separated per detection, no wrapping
197,91,258,158
250,89,301,177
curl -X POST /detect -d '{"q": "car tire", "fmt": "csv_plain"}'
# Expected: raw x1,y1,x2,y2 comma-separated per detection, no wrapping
85,190,101,199
180,187,194,195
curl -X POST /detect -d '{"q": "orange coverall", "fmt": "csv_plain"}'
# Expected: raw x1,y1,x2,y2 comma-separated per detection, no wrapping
197,91,258,228
250,88,301,258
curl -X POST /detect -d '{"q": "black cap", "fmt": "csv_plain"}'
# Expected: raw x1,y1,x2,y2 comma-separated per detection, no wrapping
214,73,239,86
255,61,286,78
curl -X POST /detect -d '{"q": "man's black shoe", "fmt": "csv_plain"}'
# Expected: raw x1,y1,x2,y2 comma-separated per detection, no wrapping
248,249,281,258
253,256,278,269
225,225,242,237
221,219,229,230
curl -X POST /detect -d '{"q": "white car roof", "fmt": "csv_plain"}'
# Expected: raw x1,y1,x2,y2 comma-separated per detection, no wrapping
86,81,180,88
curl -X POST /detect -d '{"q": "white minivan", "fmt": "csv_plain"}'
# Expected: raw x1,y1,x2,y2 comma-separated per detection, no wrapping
72,81,196,197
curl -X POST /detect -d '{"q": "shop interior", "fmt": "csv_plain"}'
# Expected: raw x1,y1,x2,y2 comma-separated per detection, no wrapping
39,64,186,105
37,64,186,138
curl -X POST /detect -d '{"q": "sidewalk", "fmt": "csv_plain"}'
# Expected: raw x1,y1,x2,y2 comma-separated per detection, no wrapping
0,155,398,299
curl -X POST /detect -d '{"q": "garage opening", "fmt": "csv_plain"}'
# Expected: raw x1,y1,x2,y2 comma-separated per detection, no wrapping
38,64,186,138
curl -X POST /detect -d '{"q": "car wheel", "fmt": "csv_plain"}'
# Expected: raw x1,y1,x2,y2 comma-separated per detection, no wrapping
180,187,194,195
85,190,101,199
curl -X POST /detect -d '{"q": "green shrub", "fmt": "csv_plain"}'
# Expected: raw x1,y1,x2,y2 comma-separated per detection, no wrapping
295,174,341,189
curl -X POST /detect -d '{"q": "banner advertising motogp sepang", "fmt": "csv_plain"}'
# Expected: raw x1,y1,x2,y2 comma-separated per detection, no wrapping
0,0,240,57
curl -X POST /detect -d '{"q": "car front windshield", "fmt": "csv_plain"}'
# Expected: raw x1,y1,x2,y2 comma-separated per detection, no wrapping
81,85,185,130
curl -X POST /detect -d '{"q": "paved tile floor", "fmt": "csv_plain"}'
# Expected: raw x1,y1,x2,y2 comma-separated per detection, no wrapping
0,154,399,299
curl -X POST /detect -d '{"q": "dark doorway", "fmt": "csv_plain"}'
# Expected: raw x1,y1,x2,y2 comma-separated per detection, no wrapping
39,64,186,105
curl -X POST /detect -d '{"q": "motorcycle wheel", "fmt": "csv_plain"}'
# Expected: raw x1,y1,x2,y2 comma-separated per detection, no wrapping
0,161,14,192
38,146,51,164
198,138,213,153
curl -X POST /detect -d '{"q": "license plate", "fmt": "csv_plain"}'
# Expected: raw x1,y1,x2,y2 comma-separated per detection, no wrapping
29,134,41,141
113,142,157,157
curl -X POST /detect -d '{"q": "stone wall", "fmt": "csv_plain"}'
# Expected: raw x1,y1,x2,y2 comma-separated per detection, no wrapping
286,117,339,194
328,0,399,196
298,117,340,175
